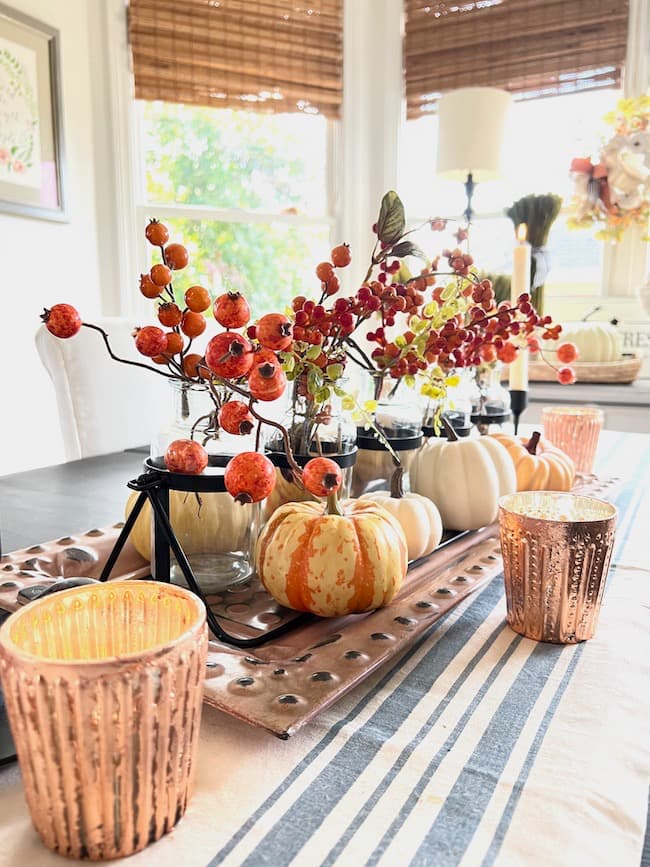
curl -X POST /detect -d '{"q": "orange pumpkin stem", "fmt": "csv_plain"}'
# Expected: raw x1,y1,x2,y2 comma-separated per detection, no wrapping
527,431,542,455
390,466,405,499
325,491,345,517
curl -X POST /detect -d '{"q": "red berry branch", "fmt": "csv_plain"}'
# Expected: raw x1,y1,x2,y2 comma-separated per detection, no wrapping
279,191,575,420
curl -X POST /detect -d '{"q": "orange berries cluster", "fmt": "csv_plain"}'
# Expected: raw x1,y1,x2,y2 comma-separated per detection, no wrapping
442,247,474,277
371,341,429,380
203,315,291,404
471,279,495,312
314,244,351,297
134,218,294,408
134,220,211,364
409,290,565,373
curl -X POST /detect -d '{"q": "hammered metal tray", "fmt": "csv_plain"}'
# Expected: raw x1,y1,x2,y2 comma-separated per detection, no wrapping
0,474,619,738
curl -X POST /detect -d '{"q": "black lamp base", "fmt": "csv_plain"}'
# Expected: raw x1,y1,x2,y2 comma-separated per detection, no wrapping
464,171,475,225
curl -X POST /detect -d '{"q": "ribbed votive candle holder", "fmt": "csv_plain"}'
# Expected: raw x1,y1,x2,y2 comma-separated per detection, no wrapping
542,405,604,474
0,581,207,861
499,492,616,644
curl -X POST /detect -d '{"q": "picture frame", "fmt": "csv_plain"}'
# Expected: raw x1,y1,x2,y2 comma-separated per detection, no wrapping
0,2,67,221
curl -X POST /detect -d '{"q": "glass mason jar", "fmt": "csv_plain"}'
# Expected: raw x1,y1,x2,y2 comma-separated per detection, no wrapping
146,379,259,593
469,362,511,434
351,375,423,497
151,379,253,465
264,376,357,518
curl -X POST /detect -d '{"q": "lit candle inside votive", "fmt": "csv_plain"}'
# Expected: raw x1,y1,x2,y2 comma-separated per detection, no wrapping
503,491,612,522
542,405,604,474
509,223,530,391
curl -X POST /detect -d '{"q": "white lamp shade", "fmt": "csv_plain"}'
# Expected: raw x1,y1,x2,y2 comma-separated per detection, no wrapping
436,87,512,182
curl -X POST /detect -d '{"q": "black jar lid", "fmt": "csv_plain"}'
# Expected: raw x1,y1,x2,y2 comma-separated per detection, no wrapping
266,448,357,470
470,411,511,426
356,428,423,452
422,424,473,439
144,456,229,492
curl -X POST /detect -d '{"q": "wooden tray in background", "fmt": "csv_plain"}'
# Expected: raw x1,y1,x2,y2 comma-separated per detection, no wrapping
528,354,643,384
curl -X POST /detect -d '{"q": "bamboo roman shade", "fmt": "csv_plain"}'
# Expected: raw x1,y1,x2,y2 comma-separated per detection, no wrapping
405,0,629,118
128,0,343,118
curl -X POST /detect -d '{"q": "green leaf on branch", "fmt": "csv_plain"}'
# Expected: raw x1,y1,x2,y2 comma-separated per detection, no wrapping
305,344,323,361
376,191,405,245
326,363,343,381
315,386,331,403
280,352,295,372
391,240,426,260
395,262,413,284
307,369,323,393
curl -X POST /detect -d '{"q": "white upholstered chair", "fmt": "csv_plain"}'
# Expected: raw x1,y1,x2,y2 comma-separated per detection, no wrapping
36,318,170,461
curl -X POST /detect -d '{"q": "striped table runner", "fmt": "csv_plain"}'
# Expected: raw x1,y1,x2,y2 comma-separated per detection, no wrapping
0,431,649,867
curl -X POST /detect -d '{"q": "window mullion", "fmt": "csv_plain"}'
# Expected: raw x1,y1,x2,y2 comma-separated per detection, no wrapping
136,203,335,227
340,0,403,289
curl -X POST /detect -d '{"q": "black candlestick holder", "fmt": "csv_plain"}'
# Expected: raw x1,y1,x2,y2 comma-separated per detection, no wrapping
99,457,308,648
509,389,528,435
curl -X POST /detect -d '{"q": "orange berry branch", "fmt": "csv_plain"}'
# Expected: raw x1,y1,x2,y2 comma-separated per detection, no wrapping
40,192,577,502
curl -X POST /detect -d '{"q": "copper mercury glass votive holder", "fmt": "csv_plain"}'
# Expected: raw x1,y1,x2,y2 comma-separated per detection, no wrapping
541,405,604,474
0,581,208,861
498,492,616,644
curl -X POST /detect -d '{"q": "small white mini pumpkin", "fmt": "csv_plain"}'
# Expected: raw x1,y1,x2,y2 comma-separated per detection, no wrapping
410,422,516,530
360,467,443,561
547,320,621,363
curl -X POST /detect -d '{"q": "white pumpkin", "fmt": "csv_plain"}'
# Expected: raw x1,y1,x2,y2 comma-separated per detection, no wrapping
547,320,621,363
410,434,516,531
351,446,417,497
359,469,443,561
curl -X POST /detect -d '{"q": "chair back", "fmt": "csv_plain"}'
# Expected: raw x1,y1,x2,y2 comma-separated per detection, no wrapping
36,319,170,460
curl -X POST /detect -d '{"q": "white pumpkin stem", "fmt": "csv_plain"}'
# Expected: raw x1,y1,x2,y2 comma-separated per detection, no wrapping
326,492,345,517
390,466,405,499
440,415,459,442
582,305,601,321
527,431,542,455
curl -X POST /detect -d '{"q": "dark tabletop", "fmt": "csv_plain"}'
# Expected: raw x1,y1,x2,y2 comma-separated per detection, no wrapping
0,451,146,554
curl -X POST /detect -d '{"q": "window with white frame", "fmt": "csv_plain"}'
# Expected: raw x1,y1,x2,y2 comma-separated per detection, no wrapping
399,88,622,299
127,0,342,319
136,101,335,318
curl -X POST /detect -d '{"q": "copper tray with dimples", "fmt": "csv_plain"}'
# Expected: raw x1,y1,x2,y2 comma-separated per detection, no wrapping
0,473,619,738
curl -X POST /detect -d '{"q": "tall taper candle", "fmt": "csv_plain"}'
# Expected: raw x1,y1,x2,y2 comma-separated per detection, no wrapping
509,223,531,392
509,223,530,432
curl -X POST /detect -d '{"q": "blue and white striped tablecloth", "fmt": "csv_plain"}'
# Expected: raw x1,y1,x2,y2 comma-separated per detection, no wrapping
1,431,649,867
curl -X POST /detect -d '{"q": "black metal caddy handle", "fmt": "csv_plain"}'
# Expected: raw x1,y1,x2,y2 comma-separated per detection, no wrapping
99,460,309,649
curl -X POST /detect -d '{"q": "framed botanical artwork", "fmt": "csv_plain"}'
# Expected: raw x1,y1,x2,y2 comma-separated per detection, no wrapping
0,2,66,221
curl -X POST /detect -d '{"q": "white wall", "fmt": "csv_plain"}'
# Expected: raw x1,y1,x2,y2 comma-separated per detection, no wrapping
0,0,107,475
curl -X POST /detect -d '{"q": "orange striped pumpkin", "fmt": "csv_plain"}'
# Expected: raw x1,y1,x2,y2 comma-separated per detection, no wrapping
255,497,408,618
490,431,575,491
